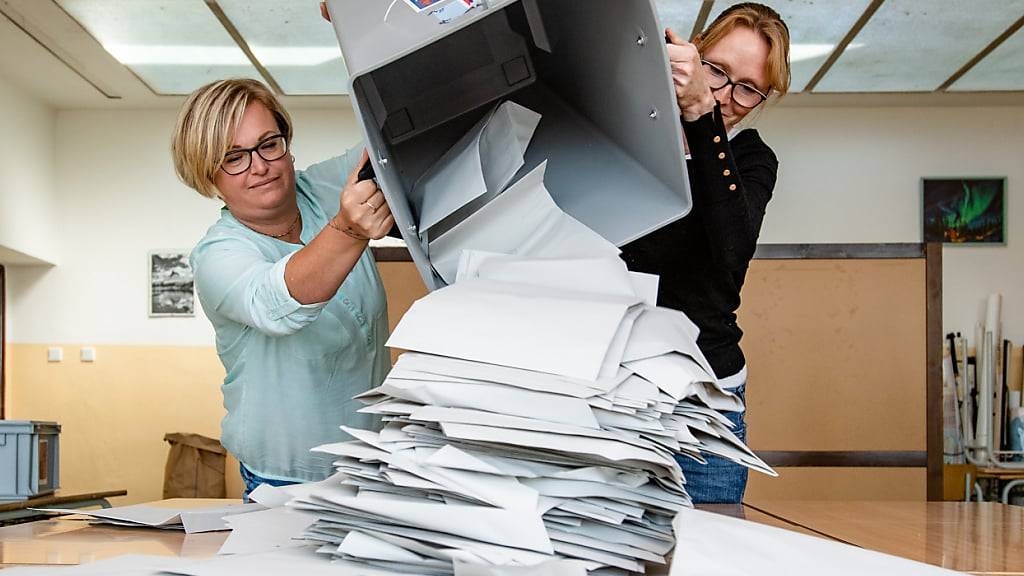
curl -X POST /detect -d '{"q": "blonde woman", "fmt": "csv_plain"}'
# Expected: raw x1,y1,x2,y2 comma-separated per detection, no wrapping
171,79,393,499
621,2,791,503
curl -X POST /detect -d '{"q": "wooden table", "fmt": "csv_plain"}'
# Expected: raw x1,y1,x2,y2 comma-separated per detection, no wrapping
0,499,230,567
745,500,1024,575
1,499,1021,574
0,490,128,524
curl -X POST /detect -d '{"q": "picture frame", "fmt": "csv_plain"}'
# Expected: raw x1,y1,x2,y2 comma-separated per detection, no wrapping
148,251,195,317
922,177,1006,244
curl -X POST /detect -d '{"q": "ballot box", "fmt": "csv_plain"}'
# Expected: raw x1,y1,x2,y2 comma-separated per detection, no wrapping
327,0,690,289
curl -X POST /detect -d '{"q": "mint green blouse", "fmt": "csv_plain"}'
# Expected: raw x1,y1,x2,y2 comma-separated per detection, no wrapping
191,149,388,482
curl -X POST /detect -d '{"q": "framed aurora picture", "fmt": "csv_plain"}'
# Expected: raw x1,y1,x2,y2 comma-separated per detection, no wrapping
922,177,1006,244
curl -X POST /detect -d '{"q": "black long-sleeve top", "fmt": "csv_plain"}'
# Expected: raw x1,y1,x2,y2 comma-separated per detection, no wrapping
620,103,778,379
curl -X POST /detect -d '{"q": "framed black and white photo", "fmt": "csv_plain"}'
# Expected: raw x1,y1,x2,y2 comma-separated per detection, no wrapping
148,251,195,317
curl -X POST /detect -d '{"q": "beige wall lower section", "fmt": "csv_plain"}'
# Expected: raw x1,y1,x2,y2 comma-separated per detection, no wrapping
2,263,425,506
8,344,242,505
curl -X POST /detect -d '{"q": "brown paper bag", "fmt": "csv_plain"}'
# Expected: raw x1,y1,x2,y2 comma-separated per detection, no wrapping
162,433,227,499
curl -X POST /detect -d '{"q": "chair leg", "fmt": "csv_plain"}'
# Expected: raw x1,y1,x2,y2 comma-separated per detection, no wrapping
1001,479,1024,505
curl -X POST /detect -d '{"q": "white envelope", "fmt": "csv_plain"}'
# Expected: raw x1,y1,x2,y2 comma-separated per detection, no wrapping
391,352,627,398
453,558,590,576
428,162,620,284
338,530,426,563
217,507,317,555
416,101,541,235
387,279,640,381
312,491,554,554
670,508,967,576
377,377,600,429
622,307,715,378
440,422,678,480
170,545,362,576
457,254,636,301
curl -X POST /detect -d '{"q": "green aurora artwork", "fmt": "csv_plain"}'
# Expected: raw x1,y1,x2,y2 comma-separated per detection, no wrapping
922,178,1005,244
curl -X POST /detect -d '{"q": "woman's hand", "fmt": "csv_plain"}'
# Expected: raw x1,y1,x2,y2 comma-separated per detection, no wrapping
666,28,717,122
332,150,394,241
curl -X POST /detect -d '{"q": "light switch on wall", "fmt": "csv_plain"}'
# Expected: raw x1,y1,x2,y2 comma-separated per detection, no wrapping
47,347,63,362
80,347,96,362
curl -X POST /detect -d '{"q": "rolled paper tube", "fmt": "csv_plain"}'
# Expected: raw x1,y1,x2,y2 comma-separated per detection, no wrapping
985,293,1001,343
976,334,992,455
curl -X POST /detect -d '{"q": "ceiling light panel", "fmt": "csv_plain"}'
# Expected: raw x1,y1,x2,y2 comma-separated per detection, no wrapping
815,0,1024,92
948,23,1024,91
218,0,349,95
710,0,871,93
58,0,264,95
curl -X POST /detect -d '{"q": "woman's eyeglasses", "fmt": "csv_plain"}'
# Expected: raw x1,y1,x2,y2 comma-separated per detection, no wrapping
221,134,288,175
701,60,769,109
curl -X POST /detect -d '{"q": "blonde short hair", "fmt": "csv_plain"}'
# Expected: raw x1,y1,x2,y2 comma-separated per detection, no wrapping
695,2,791,96
171,79,293,199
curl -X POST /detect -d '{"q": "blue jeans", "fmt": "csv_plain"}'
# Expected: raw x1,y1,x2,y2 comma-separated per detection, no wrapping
675,384,748,504
240,463,299,502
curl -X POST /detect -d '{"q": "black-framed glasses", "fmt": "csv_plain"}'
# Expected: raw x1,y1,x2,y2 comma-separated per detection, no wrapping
701,60,769,109
221,134,288,175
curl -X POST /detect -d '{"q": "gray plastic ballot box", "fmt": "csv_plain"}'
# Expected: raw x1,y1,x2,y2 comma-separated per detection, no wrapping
326,0,691,290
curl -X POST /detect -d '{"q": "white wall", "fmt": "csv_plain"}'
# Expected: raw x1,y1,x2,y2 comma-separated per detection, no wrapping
755,106,1023,344
5,102,1022,346
0,74,59,264
7,106,362,345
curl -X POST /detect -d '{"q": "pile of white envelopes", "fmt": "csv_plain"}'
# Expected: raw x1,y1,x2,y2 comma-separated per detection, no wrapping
287,254,774,575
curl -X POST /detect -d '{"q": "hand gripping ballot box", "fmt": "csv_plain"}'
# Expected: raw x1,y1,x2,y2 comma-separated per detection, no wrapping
326,0,691,290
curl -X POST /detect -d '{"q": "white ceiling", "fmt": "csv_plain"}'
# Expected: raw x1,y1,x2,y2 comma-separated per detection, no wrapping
1,0,1023,111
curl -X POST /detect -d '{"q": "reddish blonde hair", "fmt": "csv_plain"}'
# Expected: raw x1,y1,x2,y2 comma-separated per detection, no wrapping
694,2,791,96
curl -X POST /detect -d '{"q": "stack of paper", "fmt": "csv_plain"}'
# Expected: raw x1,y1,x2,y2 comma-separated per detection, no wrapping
284,255,773,574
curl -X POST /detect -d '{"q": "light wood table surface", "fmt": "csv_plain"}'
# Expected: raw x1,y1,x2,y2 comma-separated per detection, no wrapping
0,499,232,568
746,500,1024,575
0,490,128,524
2,499,1021,573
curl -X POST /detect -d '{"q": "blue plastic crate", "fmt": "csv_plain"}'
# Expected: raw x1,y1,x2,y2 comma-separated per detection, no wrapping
0,420,60,501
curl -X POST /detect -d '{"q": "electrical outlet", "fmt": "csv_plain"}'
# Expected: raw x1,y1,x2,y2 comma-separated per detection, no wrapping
80,347,97,362
47,347,63,363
